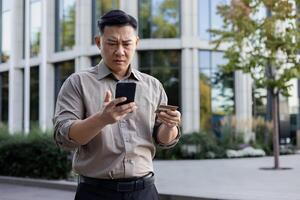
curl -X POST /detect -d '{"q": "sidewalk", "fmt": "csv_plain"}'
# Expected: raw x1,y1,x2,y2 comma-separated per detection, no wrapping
0,154,299,200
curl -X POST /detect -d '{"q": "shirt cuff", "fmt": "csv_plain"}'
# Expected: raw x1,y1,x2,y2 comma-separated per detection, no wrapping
153,124,181,149
54,119,80,150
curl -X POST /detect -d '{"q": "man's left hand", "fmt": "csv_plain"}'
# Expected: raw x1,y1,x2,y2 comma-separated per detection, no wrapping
157,110,181,128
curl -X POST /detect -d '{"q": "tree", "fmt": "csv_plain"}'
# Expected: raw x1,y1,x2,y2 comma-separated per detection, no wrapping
210,0,300,169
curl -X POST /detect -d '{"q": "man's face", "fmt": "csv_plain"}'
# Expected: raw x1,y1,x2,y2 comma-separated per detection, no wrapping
97,25,139,73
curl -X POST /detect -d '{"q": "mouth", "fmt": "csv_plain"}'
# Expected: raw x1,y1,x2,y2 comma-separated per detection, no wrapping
114,60,126,64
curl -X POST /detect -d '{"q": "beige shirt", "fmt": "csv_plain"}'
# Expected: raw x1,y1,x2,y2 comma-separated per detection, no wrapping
53,61,179,179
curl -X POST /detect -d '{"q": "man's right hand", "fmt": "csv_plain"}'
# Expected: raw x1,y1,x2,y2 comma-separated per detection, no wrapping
99,91,137,125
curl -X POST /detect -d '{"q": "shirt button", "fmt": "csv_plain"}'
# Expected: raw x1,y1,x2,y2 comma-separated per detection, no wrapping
120,120,127,128
128,160,134,164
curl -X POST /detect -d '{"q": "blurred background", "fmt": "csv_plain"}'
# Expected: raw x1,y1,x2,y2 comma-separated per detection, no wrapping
0,0,299,158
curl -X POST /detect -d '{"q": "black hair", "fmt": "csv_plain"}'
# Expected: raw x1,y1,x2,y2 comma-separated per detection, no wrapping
97,10,137,35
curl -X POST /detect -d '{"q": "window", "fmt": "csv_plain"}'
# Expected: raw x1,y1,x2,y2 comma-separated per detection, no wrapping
138,0,180,38
0,72,9,122
30,67,39,124
199,51,234,135
91,55,102,66
0,1,11,63
198,0,228,40
252,88,267,117
139,50,181,108
30,0,41,57
55,0,76,51
54,60,75,101
92,0,119,43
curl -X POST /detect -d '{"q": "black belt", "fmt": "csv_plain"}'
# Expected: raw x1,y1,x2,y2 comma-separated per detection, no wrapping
79,173,155,192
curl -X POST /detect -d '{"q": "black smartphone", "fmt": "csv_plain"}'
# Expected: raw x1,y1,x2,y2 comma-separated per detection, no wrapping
115,82,136,106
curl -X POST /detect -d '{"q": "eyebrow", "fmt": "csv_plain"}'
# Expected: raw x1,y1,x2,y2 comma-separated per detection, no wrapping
107,38,133,43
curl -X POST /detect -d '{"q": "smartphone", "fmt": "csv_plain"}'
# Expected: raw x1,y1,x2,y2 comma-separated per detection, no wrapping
115,82,136,106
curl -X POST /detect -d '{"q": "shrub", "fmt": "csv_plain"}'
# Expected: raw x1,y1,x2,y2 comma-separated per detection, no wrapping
0,132,71,179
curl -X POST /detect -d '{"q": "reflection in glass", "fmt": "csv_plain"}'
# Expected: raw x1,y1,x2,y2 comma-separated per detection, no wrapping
199,51,234,135
198,0,228,40
92,0,119,43
30,0,41,57
0,72,9,122
30,67,39,124
252,88,267,117
1,1,11,62
139,50,181,108
91,55,102,66
54,60,75,102
139,0,180,38
55,0,76,51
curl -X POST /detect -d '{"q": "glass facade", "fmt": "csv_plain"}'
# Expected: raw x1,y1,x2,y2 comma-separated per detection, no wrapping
0,0,11,63
92,0,119,42
253,88,267,117
55,0,76,51
199,51,234,135
54,60,75,102
30,0,41,57
30,67,39,123
138,0,180,38
139,50,181,108
0,72,8,122
198,0,228,40
91,55,102,66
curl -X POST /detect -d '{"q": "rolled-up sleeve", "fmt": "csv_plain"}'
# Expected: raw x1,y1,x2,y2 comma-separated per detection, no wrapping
53,74,84,150
152,83,181,149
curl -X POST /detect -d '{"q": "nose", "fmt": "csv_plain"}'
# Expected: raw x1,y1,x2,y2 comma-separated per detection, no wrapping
114,44,125,56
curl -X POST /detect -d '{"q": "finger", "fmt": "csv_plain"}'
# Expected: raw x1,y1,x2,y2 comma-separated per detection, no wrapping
116,102,136,111
166,110,180,117
159,117,177,127
118,105,137,115
157,113,179,124
158,112,180,122
117,103,137,113
107,97,127,108
104,91,112,103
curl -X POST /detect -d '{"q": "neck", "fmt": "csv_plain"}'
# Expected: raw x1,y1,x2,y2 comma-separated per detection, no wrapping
112,67,130,81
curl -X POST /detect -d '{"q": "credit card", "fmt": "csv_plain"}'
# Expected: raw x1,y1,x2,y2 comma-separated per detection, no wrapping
155,105,178,113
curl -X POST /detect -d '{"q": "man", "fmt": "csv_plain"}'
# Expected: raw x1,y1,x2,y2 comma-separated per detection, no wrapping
53,10,181,200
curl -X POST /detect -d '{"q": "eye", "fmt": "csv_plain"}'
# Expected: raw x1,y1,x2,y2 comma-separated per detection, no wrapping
123,43,131,47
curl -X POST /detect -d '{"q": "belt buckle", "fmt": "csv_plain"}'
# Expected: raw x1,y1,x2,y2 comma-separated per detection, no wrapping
117,181,135,192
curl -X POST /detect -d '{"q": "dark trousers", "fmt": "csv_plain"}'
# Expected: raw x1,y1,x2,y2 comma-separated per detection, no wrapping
75,182,160,200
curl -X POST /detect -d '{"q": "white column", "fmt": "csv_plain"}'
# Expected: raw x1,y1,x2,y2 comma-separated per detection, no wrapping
39,0,55,132
235,71,253,142
24,0,30,134
121,0,138,19
180,0,200,134
75,0,92,72
8,0,24,133
181,49,200,134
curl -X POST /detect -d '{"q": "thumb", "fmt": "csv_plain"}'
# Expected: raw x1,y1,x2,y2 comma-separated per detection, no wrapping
104,90,112,103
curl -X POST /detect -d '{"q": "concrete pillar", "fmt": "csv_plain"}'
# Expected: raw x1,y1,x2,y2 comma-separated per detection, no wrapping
8,0,24,133
39,0,55,132
75,0,92,71
180,0,199,134
235,71,253,142
181,49,200,134
121,0,137,19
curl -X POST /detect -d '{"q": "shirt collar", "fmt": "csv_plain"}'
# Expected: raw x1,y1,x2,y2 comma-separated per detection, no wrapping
97,60,141,81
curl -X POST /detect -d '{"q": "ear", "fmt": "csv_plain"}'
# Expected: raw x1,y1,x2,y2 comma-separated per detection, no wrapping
94,36,101,49
135,36,140,46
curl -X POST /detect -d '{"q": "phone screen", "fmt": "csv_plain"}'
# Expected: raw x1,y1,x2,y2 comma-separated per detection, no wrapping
115,82,136,106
